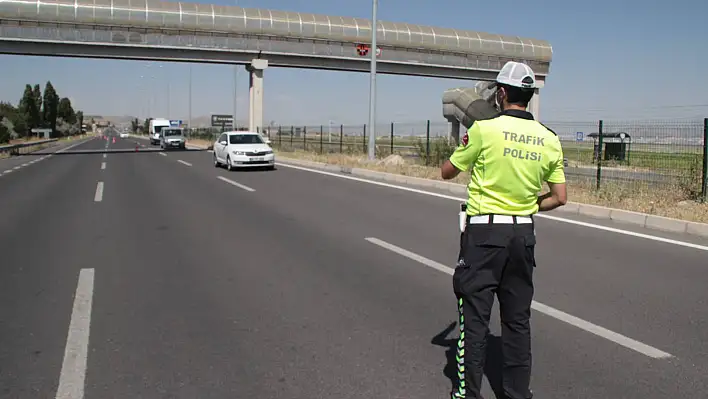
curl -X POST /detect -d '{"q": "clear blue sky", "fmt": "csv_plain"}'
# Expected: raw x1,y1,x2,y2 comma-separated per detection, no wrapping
1,0,707,125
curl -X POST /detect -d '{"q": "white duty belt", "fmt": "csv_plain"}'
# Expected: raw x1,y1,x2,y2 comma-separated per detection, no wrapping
467,214,533,224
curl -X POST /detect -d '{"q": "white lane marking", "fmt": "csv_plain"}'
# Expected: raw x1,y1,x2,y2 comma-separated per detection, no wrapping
159,152,167,156
94,182,104,202
537,214,708,251
55,268,94,399
100,162,106,170
216,176,255,192
3,169,12,174
278,163,708,252
177,160,192,167
103,154,107,159
21,163,29,167
13,166,22,170
364,237,674,359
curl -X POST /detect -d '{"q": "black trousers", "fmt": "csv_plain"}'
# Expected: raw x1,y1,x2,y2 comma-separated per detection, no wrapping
451,219,536,399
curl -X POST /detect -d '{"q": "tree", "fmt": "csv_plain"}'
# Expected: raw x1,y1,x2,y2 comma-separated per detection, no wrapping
143,118,151,133
33,84,43,126
42,81,59,137
131,118,140,133
75,111,84,134
57,97,76,124
0,102,27,137
0,114,9,144
18,84,40,136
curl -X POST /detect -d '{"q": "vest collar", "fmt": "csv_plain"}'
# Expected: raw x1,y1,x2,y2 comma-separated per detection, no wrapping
500,109,534,120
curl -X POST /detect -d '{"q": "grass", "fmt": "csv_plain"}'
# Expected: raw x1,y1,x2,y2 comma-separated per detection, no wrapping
272,148,708,224
559,141,703,172
187,138,213,149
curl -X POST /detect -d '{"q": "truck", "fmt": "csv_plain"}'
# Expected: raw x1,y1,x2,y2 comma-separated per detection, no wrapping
149,118,171,145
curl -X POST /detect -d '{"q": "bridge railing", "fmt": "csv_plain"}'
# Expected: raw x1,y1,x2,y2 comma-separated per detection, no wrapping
0,139,58,157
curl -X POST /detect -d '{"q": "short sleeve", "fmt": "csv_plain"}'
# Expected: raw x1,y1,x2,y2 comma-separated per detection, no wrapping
449,123,482,172
545,150,566,184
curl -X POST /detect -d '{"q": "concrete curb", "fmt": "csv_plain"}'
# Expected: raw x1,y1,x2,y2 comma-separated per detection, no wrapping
275,155,708,239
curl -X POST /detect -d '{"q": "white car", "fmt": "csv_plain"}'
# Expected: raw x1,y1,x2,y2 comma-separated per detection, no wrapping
213,131,275,171
119,132,129,138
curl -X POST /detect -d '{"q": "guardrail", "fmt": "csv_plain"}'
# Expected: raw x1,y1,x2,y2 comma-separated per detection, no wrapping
0,139,58,156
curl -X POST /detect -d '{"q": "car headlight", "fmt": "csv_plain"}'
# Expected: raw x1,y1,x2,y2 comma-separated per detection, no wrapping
263,150,273,154
232,151,245,155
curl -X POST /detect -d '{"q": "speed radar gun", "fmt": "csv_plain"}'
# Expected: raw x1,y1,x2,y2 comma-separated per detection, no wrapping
442,81,500,130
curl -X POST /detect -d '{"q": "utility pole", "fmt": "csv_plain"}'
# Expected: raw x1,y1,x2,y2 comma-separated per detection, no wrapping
188,65,192,131
233,0,239,131
366,0,378,160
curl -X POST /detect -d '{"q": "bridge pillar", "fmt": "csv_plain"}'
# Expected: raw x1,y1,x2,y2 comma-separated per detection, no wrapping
449,120,461,145
528,79,544,121
247,59,268,133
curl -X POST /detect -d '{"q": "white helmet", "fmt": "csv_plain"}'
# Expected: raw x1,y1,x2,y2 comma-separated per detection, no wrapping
495,61,537,90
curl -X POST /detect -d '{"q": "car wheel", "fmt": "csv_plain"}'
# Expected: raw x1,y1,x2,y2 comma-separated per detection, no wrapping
213,153,220,167
266,164,276,171
226,156,233,171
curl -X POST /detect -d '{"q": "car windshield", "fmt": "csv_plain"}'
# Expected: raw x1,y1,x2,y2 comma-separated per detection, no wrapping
154,125,167,133
163,129,182,136
229,134,264,145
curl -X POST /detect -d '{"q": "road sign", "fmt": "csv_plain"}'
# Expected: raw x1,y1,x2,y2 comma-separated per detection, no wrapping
355,44,381,57
169,119,182,127
576,131,584,142
211,114,233,127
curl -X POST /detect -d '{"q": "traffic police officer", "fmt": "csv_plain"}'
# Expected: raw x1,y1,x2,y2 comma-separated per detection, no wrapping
441,61,567,399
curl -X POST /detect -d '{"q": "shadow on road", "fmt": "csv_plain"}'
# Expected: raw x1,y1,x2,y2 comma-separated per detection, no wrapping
431,321,505,399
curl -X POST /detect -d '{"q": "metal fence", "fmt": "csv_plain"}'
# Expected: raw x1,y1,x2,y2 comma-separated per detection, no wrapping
546,118,707,200
186,121,456,165
0,138,58,156
203,118,707,201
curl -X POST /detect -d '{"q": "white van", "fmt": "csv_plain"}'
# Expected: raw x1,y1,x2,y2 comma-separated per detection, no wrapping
149,118,171,145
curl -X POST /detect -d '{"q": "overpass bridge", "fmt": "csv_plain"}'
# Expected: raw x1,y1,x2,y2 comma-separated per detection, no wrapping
0,0,553,132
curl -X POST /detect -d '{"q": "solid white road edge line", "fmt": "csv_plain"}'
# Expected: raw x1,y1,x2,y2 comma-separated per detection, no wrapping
56,138,92,154
364,237,674,359
216,176,255,192
55,268,94,399
94,182,104,202
277,163,708,252
177,160,192,167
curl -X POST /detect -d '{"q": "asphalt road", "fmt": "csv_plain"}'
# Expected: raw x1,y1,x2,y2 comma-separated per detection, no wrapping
1,133,707,399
